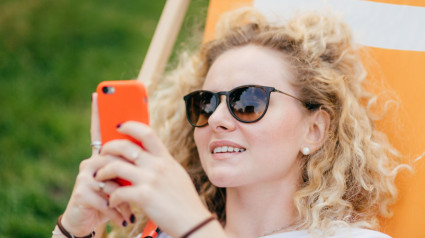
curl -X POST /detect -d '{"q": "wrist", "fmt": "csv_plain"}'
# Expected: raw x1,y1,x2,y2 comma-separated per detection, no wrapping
180,216,224,238
57,214,95,238
52,225,67,237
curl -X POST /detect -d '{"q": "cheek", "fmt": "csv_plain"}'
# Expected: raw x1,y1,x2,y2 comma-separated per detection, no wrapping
274,120,303,143
193,128,212,175
194,128,208,159
252,112,306,156
248,120,305,179
193,128,203,149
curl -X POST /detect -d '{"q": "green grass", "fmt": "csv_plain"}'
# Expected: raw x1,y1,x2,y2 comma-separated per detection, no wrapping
0,0,208,237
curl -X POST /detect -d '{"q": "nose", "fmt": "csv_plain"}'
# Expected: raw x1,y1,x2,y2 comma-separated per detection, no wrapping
207,95,236,132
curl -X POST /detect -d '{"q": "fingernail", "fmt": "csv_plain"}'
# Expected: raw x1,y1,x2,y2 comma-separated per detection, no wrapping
98,148,102,154
106,200,109,207
130,214,136,223
122,220,128,227
93,171,97,178
116,123,122,128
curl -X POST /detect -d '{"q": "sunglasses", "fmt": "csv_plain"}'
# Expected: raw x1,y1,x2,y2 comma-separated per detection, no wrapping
183,84,314,127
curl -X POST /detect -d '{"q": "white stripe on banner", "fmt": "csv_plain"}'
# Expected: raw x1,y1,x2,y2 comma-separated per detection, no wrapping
253,0,425,52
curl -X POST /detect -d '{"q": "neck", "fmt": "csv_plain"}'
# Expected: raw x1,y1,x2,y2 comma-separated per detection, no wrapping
224,179,298,238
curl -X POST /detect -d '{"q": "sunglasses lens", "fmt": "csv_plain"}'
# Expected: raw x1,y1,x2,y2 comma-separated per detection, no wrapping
186,91,217,126
229,86,268,122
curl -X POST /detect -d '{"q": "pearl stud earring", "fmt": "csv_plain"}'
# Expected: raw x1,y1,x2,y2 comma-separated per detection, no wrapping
301,147,310,155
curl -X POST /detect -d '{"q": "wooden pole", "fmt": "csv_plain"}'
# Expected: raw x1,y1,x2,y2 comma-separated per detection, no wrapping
137,0,191,91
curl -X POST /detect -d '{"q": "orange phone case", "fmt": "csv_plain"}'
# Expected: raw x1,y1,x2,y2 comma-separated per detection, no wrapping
140,220,160,238
97,80,149,186
97,80,149,147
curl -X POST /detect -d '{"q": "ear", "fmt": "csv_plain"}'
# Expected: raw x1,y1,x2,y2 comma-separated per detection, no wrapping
302,109,330,154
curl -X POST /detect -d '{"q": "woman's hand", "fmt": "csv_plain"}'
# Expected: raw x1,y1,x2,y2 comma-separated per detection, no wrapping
59,93,129,237
94,121,213,237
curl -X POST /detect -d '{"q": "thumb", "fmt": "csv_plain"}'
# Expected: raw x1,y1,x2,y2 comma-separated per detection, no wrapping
90,93,102,155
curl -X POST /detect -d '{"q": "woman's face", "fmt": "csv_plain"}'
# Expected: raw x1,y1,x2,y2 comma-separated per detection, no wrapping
194,44,309,188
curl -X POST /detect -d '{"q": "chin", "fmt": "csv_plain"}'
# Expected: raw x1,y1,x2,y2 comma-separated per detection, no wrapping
206,169,243,188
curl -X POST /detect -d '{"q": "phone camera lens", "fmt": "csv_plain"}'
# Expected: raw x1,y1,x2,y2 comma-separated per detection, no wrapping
102,86,115,94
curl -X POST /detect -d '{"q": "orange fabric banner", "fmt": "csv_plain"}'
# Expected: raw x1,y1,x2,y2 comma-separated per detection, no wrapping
204,0,425,237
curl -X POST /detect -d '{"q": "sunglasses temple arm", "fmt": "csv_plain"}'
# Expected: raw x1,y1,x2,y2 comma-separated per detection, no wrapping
273,89,303,103
275,89,319,110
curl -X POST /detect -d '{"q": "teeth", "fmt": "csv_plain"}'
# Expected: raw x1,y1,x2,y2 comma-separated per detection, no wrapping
213,146,246,154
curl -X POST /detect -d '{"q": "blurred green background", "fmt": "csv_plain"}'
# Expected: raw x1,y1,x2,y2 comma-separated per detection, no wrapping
0,0,208,237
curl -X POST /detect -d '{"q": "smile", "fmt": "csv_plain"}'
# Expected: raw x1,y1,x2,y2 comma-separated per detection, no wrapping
212,146,246,154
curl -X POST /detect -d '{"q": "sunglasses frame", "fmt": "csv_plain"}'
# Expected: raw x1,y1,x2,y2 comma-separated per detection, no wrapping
183,84,308,127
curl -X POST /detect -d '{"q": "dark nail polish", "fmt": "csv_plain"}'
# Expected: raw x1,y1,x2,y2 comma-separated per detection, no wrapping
116,123,122,128
122,220,128,227
106,200,109,207
93,171,97,178
130,214,136,223
98,148,101,154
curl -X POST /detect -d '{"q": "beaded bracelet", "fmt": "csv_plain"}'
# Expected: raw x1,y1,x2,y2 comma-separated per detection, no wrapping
181,216,216,238
56,214,95,238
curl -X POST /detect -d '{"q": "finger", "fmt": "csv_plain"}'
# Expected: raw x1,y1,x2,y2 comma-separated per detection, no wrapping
95,160,151,187
100,139,146,164
107,187,139,226
95,180,119,195
95,180,134,225
108,185,149,209
114,202,134,226
89,194,126,227
78,155,111,176
94,160,142,185
91,93,102,155
117,121,167,156
68,173,126,228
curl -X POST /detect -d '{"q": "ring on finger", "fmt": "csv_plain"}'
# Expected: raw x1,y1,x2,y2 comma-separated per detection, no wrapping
130,151,139,160
98,181,106,193
130,151,143,164
91,141,102,150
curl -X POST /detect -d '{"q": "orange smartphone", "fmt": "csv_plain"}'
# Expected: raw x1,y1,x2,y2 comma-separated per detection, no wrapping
97,80,149,146
96,80,149,185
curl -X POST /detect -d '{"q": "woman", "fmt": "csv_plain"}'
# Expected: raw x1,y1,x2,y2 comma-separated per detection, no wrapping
52,8,401,238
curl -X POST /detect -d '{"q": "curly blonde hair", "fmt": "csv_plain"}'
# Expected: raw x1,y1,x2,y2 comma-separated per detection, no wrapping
111,7,403,237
